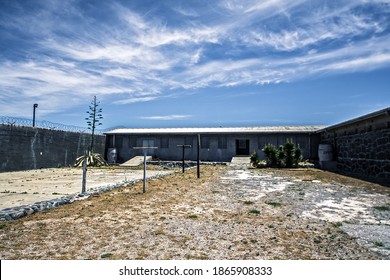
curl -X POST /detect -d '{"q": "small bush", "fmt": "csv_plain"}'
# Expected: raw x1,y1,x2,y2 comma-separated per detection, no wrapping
284,140,295,168
262,144,278,167
277,145,285,167
262,139,302,168
250,151,260,167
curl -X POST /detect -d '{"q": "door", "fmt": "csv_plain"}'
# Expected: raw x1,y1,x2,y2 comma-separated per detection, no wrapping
236,139,250,155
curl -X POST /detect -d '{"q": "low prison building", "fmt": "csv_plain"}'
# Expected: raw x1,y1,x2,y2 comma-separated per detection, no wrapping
104,107,390,185
105,126,323,163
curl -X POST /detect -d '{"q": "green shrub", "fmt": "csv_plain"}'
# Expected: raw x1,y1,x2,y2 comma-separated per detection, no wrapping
250,151,260,167
294,145,303,166
284,140,295,168
262,140,302,168
262,144,278,167
277,145,286,167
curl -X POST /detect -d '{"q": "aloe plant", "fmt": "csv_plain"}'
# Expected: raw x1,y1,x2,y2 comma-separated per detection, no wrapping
74,151,107,167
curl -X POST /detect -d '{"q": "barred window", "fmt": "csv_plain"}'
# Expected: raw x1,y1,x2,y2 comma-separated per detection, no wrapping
161,137,169,148
201,137,210,149
185,137,193,146
218,137,227,149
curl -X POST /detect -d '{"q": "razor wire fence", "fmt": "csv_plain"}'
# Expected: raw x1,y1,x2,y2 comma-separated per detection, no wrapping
0,116,105,135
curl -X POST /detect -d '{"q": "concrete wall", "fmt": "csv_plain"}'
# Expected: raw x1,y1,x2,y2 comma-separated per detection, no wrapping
107,132,319,163
320,110,390,185
0,124,106,172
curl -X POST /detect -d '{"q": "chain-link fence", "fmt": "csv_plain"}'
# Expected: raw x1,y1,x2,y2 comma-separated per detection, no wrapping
0,116,105,135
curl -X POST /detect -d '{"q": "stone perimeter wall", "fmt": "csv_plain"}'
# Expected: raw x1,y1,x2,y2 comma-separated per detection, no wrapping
320,113,390,185
0,124,106,172
335,129,390,183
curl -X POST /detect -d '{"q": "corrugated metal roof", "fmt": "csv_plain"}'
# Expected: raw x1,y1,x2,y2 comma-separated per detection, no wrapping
105,126,325,135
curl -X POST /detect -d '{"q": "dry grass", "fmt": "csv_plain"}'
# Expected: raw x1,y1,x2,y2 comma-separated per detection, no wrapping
0,166,386,260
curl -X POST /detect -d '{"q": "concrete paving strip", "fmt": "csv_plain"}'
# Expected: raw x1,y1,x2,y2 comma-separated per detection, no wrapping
0,167,173,210
120,156,152,167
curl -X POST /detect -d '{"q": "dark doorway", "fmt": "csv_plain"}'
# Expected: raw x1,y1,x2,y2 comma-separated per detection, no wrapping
236,139,250,155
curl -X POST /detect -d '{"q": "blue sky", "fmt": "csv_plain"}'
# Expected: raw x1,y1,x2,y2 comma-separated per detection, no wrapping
0,0,389,129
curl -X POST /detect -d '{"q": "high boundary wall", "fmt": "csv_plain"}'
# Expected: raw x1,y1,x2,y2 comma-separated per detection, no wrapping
0,124,106,172
319,108,390,186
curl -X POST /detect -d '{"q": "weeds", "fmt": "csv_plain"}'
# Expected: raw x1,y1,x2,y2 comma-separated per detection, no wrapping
248,209,261,215
373,205,390,211
100,253,113,259
265,201,282,207
332,222,343,228
244,201,254,205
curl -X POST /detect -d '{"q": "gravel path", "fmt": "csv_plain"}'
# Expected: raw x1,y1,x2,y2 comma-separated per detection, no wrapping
0,164,389,259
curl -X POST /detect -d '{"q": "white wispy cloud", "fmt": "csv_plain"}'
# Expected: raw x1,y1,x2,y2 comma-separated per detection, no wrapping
113,96,158,105
0,0,389,118
139,115,192,121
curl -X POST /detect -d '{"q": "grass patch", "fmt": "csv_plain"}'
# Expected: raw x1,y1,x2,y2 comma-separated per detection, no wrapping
248,209,261,215
0,223,6,229
100,253,113,259
244,201,254,205
188,215,198,219
154,229,165,236
265,201,282,207
332,222,343,228
314,238,322,244
373,205,390,211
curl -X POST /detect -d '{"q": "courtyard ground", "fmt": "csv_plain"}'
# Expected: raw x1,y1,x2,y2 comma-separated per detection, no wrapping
0,163,389,259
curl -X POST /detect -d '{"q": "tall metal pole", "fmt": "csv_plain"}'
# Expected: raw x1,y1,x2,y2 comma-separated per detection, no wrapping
177,145,191,173
81,159,87,193
197,134,200,178
32,103,38,127
133,146,158,194
182,145,185,173
143,150,147,193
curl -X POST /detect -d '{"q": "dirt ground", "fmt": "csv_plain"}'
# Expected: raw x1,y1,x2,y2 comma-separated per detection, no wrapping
0,164,389,260
0,166,174,209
